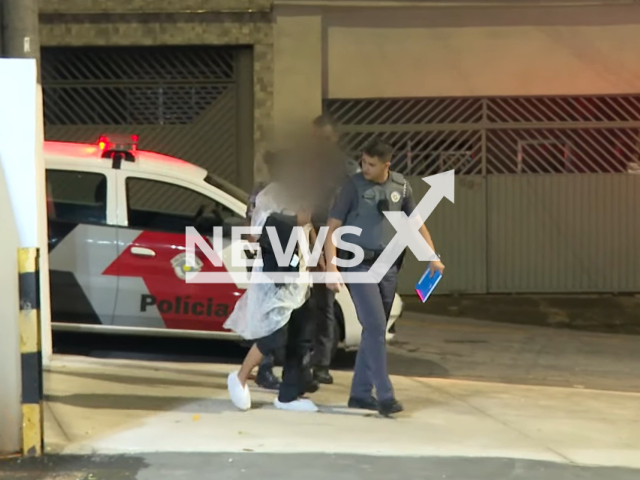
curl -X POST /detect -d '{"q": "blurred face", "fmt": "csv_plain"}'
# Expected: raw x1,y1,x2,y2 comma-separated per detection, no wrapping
361,153,390,182
313,125,339,144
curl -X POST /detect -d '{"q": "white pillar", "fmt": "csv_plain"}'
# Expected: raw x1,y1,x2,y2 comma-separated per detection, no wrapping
0,58,46,454
35,84,52,366
2,0,52,367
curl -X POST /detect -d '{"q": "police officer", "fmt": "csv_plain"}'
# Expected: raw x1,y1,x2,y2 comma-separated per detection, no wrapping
309,115,359,385
323,138,445,416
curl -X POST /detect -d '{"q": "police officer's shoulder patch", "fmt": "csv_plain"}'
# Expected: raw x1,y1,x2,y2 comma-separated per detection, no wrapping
390,191,401,203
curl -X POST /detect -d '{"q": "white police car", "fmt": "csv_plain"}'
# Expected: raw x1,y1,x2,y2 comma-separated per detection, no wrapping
46,134,403,352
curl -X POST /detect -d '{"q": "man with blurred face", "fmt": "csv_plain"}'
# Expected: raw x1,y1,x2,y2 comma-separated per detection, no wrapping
313,116,340,144
308,115,359,385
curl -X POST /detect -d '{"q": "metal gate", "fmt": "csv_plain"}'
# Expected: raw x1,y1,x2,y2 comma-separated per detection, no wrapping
42,46,240,183
325,96,640,294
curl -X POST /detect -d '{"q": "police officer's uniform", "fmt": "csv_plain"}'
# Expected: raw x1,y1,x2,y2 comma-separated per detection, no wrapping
329,171,411,409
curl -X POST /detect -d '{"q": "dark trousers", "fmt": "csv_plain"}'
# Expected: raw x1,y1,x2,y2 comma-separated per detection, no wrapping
258,352,277,373
311,283,336,369
345,263,398,403
256,297,314,403
248,253,277,374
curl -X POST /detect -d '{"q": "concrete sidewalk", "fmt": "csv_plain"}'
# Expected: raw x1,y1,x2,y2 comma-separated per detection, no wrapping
43,353,640,469
388,312,640,392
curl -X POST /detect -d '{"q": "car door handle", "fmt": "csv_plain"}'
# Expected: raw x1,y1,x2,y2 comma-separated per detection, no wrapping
131,247,156,258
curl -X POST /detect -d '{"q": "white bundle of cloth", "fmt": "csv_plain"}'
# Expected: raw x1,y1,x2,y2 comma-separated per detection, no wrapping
223,182,312,340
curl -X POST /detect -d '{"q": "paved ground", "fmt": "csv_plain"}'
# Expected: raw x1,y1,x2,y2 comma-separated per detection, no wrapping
403,294,640,335
3,453,640,480
387,312,640,392
38,313,640,469
52,310,640,394
39,354,640,467
3,310,639,479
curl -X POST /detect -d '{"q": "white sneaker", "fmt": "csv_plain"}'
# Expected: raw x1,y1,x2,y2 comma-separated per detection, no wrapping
228,372,251,411
274,398,319,412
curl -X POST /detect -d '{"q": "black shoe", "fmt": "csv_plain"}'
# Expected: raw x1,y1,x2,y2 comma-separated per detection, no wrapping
378,399,404,417
313,368,334,385
255,368,281,391
296,379,319,397
299,365,320,395
348,396,378,411
304,379,320,394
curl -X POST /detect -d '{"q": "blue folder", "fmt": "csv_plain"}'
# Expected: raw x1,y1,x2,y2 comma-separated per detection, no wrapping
415,265,442,302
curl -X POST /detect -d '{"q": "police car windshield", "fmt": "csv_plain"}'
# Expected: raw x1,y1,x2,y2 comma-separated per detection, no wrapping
205,173,249,204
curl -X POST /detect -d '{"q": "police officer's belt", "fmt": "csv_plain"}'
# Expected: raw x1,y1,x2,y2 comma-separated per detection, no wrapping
338,248,383,264
338,247,407,268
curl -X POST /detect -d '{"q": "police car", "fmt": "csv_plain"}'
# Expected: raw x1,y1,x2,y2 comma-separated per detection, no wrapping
46,134,403,352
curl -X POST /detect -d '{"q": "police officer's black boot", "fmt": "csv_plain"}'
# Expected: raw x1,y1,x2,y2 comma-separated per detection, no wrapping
348,396,378,411
378,399,404,417
301,352,319,394
301,366,319,395
313,367,334,385
256,365,281,391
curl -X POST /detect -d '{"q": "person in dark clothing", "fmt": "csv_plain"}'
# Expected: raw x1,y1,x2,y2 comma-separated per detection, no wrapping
243,151,286,391
257,209,319,410
245,183,281,390
308,115,360,385
255,294,317,410
227,152,320,411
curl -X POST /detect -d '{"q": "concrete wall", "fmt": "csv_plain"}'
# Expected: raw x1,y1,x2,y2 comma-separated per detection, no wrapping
273,15,323,143
274,3,640,103
328,24,640,98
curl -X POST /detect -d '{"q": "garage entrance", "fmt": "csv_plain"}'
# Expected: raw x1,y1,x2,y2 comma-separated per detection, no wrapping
41,46,250,187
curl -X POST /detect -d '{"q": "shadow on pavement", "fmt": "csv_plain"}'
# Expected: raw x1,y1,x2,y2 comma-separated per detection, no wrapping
44,393,242,414
52,331,452,382
49,369,227,390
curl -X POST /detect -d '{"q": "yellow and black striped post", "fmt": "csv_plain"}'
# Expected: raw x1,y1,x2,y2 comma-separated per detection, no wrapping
18,247,44,457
